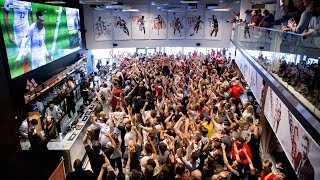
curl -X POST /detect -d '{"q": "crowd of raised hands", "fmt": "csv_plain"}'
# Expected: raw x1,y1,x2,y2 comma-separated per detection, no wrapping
79,54,286,180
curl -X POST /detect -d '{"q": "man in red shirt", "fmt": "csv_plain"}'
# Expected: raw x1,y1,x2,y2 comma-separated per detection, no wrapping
260,160,275,180
111,83,123,111
229,79,245,105
231,137,252,166
154,79,163,97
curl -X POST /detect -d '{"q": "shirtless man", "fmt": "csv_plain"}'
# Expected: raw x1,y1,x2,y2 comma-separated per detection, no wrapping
161,53,171,76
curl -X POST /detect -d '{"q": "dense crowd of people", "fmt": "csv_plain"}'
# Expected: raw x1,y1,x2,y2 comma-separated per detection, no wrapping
62,52,287,180
255,49,320,112
236,0,320,38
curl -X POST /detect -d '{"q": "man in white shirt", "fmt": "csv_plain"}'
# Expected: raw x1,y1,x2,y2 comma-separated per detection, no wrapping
4,0,33,70
99,83,111,101
45,101,62,133
90,111,114,147
124,124,137,147
21,10,53,70
19,118,29,138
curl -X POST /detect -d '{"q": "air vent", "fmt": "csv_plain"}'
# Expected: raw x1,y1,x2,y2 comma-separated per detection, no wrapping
251,4,265,9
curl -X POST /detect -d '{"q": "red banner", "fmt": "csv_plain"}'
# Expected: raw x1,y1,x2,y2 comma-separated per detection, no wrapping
48,160,66,180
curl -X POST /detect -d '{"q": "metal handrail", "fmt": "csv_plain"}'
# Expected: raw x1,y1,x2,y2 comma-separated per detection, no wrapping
245,25,304,36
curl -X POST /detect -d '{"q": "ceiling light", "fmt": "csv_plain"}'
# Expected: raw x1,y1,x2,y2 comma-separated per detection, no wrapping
168,9,185,12
211,8,231,11
105,4,131,10
180,0,198,3
158,5,184,11
122,9,140,12
45,0,66,4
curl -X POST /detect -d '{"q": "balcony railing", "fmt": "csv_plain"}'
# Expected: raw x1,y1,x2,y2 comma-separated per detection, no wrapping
232,24,320,120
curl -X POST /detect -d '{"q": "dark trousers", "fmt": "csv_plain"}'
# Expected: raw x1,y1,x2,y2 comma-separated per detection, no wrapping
82,94,89,105
56,120,61,133
67,105,76,118
162,66,170,76
110,157,123,172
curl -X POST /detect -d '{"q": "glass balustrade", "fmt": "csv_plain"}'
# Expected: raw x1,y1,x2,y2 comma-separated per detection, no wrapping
232,24,320,120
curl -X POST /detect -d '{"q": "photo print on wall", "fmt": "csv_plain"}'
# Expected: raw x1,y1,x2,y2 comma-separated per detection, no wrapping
93,10,112,41
131,5,149,39
264,87,320,180
186,9,204,39
113,11,131,40
149,11,167,39
204,11,222,40
168,12,185,39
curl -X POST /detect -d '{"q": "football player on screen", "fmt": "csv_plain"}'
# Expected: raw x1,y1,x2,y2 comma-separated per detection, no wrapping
4,0,33,71
21,11,53,70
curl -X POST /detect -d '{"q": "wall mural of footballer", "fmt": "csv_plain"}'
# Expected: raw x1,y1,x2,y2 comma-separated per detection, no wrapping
0,0,81,79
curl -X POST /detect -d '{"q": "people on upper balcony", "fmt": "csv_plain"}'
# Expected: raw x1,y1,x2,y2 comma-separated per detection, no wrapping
288,0,306,24
273,0,290,25
282,0,315,34
248,10,262,27
259,10,275,28
302,0,320,38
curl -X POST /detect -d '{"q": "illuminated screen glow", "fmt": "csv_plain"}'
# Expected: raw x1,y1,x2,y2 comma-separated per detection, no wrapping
0,0,81,78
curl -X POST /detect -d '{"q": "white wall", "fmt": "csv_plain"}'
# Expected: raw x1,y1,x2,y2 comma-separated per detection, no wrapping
83,5,238,49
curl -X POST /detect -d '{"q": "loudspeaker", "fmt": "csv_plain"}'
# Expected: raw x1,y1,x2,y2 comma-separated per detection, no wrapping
113,43,118,47
196,43,201,46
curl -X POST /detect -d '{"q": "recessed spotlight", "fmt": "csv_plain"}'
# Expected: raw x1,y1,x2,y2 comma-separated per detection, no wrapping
122,9,140,12
211,8,231,11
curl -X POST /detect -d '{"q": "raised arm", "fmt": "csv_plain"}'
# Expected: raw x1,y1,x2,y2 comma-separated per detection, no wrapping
90,114,102,129
164,112,174,124
221,143,237,173
232,140,241,163
243,148,255,171
132,126,142,146
225,111,234,125
97,151,112,180
147,135,158,160
105,131,116,148
139,123,153,133
82,128,91,146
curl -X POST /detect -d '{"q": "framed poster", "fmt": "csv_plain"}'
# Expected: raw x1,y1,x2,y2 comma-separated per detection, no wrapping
204,11,223,40
264,87,320,180
93,10,112,41
113,11,131,40
149,10,167,39
168,12,185,39
186,7,204,39
131,6,149,39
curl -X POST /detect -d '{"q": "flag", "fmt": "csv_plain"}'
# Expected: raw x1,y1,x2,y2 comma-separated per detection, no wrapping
26,80,31,91
30,78,38,91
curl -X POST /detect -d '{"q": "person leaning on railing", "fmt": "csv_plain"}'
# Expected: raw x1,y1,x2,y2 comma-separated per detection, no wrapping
281,0,316,34
302,1,320,38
